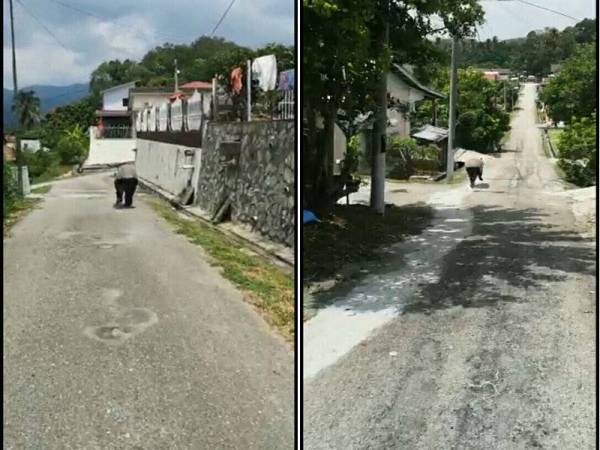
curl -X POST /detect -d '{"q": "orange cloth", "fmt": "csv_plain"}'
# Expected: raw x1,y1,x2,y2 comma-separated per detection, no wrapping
230,67,243,94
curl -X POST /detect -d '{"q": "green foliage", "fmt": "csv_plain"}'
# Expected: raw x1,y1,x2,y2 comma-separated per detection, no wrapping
556,115,596,187
56,125,88,165
40,96,97,151
456,19,595,76
539,42,596,124
3,160,17,218
414,68,511,152
387,136,440,178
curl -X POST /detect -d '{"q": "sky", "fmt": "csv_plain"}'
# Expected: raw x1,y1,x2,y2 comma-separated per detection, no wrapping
475,0,595,41
3,0,595,88
3,0,294,88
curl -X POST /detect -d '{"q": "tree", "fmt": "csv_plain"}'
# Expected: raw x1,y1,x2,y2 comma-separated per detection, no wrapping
12,90,41,130
302,0,484,209
413,68,510,152
540,42,597,123
556,115,596,186
56,125,88,165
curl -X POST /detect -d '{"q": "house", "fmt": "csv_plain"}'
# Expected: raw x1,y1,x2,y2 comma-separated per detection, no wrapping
411,124,449,169
21,139,48,152
387,64,444,137
83,81,137,168
550,64,561,74
96,81,137,134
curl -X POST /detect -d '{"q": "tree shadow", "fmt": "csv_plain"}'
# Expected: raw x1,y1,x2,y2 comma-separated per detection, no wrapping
309,204,595,316
403,205,595,313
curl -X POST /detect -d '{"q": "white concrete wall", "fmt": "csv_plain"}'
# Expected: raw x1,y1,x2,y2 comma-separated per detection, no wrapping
83,126,136,167
21,139,43,152
130,93,172,111
135,139,201,197
102,83,134,111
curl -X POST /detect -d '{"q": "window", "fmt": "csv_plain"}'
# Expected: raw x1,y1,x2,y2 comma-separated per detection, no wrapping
122,98,129,107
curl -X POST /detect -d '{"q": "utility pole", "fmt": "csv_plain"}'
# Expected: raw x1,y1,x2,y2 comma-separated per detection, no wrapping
9,0,24,196
370,0,389,215
247,60,252,121
174,59,179,92
446,35,459,182
503,80,507,111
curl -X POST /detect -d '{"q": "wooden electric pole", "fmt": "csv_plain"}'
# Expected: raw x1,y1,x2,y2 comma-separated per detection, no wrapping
370,0,389,215
446,35,458,182
9,0,24,196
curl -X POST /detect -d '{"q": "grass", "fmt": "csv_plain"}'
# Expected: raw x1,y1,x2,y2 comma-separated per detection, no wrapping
148,198,294,342
303,203,434,285
547,128,563,151
31,164,73,184
30,185,52,194
3,197,42,236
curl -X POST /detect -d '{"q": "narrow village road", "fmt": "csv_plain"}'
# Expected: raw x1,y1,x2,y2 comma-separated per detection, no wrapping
4,173,293,449
304,83,596,449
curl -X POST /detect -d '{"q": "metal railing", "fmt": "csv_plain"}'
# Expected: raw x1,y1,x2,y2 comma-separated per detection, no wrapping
97,126,133,139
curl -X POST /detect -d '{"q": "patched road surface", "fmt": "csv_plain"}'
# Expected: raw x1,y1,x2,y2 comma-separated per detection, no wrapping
304,83,596,449
4,173,293,449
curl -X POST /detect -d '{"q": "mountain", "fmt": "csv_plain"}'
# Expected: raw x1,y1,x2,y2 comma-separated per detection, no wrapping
4,83,90,129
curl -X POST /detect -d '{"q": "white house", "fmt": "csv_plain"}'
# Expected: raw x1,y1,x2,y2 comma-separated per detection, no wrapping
83,81,137,169
21,139,47,152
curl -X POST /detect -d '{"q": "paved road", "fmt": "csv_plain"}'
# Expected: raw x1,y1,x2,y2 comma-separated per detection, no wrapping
4,173,293,449
304,83,596,449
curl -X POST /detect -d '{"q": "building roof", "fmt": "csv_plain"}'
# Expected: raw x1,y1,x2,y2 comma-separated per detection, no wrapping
101,81,138,94
391,64,444,99
180,81,212,90
412,125,449,143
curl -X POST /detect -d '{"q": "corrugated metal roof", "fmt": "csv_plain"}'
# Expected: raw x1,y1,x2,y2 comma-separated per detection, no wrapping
412,125,448,142
180,81,212,90
390,64,444,99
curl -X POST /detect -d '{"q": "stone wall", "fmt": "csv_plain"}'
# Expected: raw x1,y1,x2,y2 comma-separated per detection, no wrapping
196,120,295,247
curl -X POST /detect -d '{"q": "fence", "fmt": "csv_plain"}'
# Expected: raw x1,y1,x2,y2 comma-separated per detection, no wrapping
97,126,133,139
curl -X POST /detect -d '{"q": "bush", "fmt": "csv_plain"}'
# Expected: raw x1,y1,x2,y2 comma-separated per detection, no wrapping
387,137,441,178
556,115,596,186
56,126,88,165
23,149,61,181
3,161,17,218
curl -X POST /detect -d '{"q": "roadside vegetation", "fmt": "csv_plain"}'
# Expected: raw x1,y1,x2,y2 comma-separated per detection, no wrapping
148,198,294,342
539,42,596,187
3,162,41,235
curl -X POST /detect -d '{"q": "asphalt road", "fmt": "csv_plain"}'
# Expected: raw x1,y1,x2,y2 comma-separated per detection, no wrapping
304,83,596,449
4,173,293,449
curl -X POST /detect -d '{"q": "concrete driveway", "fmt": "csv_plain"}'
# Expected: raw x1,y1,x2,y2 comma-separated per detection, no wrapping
4,173,293,449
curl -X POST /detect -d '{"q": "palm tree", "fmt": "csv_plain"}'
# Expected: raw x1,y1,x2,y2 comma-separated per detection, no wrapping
12,90,41,130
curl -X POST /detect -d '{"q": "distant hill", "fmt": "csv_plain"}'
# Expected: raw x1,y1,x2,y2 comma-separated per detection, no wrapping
4,83,90,129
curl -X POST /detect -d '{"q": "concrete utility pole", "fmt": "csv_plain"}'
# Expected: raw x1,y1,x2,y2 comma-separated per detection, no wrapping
247,59,252,121
9,0,24,196
370,0,389,215
174,59,179,92
446,35,459,182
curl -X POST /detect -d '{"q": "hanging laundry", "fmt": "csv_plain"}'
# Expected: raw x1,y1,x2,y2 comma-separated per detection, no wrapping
278,69,295,91
251,55,277,91
230,67,243,94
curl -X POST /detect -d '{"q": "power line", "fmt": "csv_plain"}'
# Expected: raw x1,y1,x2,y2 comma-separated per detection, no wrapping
211,0,237,37
515,0,580,22
15,0,72,53
481,0,581,22
46,0,192,44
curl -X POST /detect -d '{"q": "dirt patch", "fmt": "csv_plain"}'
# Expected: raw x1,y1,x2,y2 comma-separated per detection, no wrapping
303,203,434,290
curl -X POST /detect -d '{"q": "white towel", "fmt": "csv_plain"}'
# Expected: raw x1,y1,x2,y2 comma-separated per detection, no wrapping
251,55,278,91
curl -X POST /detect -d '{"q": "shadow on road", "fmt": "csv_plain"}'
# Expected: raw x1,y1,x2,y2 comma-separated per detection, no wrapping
404,205,595,313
